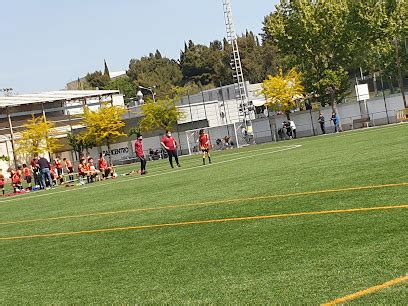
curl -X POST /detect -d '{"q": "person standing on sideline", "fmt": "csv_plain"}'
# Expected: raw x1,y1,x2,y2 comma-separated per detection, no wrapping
318,113,326,134
38,155,53,189
161,130,181,168
289,120,297,139
22,164,32,190
54,156,64,184
30,156,40,186
199,129,212,165
331,112,340,133
135,134,147,175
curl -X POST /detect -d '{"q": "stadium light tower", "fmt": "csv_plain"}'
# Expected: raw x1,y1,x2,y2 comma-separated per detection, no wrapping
222,0,250,128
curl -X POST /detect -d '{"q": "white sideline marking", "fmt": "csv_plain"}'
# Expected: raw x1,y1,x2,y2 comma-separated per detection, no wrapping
0,145,301,205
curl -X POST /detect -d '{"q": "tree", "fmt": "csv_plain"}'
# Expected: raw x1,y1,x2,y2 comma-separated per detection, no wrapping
85,71,110,89
262,0,353,106
15,115,62,160
67,133,96,159
261,69,305,119
80,103,127,164
103,77,136,104
139,99,185,132
127,53,183,99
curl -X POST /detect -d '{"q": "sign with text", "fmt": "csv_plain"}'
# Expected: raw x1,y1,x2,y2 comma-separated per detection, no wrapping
355,84,370,101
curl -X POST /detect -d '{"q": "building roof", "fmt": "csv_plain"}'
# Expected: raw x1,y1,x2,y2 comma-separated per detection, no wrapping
0,90,120,108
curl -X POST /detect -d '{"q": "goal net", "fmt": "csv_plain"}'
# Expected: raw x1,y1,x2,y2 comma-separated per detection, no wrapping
184,122,252,155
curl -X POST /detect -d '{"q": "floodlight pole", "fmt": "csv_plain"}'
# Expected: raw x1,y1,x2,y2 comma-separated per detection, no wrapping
139,86,156,103
223,0,250,129
6,107,18,169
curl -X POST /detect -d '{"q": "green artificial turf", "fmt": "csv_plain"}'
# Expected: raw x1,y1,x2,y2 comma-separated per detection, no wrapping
0,124,407,304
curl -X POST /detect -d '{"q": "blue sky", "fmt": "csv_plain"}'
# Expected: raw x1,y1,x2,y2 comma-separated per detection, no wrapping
0,0,279,94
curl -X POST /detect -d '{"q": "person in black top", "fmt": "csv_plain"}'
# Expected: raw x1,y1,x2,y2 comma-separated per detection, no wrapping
318,113,326,134
38,155,53,189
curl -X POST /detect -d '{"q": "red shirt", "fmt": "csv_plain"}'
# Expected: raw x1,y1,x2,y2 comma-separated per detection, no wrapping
65,159,72,168
12,172,21,184
0,174,4,186
135,140,144,157
78,164,88,174
30,159,37,168
98,158,108,170
55,160,63,169
161,136,177,151
199,134,210,149
23,167,30,177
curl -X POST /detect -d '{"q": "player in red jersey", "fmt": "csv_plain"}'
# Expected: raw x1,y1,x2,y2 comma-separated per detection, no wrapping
199,129,212,165
98,153,112,179
135,133,147,175
11,169,22,193
161,130,181,168
63,158,74,182
78,159,89,184
0,168,5,195
54,156,64,184
22,164,32,190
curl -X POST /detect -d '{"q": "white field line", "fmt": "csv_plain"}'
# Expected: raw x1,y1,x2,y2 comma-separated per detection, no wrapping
0,145,302,205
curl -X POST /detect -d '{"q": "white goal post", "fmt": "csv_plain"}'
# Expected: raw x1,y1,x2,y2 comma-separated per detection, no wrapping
184,122,252,155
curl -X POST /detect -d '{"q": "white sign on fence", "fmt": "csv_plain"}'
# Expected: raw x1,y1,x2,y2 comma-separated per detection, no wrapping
355,84,370,101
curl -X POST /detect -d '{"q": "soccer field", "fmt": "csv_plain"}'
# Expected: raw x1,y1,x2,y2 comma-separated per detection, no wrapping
0,124,407,304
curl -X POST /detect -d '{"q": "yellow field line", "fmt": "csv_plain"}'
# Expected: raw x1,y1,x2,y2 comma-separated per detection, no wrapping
322,275,408,305
0,204,407,241
0,182,407,226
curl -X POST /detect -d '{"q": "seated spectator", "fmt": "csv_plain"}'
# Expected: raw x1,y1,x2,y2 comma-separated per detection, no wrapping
87,157,98,183
78,159,89,184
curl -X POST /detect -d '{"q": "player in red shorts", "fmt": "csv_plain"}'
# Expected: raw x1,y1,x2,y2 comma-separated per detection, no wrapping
199,129,212,165
0,169,5,195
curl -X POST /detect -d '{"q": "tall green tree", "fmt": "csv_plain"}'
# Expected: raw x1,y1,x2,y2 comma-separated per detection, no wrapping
127,52,183,100
263,0,354,106
85,71,110,89
103,77,136,104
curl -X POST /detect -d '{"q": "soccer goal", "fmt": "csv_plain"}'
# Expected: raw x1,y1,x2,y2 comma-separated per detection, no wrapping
184,122,251,155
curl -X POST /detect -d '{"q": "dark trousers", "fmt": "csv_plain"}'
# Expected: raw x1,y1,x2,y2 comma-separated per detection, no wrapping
320,123,326,134
292,129,297,139
167,150,180,168
140,156,146,172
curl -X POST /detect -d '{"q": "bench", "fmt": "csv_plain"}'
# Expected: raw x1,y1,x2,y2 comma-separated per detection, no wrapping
397,109,408,122
353,116,371,129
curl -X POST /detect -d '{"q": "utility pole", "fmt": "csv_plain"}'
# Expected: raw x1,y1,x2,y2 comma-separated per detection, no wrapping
394,37,407,108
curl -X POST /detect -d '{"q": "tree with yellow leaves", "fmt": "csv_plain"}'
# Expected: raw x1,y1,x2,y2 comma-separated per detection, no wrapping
80,103,127,164
15,115,62,161
139,98,185,132
261,68,305,119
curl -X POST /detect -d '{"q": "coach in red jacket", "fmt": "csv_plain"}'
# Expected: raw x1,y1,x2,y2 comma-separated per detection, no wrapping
161,130,181,168
135,133,147,175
